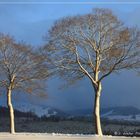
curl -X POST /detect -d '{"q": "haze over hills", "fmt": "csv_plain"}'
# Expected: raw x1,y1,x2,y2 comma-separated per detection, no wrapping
1,103,140,122
67,106,140,122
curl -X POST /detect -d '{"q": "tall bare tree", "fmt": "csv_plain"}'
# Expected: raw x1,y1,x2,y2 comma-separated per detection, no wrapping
44,9,140,136
0,34,48,134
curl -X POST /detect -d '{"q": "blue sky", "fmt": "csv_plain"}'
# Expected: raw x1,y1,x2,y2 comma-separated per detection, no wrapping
0,0,140,111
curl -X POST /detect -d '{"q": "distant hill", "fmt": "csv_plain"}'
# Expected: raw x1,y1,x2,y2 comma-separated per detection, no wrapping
67,109,92,116
0,103,68,118
101,106,140,122
66,106,140,122
67,106,140,116
14,103,68,117
101,106,140,116
0,106,38,118
1,105,140,122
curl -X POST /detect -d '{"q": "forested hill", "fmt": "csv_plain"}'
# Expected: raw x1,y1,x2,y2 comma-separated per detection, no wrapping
0,106,38,118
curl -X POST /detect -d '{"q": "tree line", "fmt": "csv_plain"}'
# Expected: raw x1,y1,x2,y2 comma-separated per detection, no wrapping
0,8,140,136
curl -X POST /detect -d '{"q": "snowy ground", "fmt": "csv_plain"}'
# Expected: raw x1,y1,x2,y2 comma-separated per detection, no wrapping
0,133,139,140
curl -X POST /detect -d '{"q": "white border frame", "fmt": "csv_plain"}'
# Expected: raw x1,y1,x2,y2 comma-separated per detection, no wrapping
0,1,140,5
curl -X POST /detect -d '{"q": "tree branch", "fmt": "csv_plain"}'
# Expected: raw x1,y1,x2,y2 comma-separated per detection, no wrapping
75,46,97,86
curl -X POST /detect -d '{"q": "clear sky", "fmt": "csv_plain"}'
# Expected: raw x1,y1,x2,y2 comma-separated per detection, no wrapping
0,0,140,111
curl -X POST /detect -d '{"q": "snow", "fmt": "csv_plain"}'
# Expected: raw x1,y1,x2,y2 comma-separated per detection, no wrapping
106,114,140,122
14,103,57,117
0,133,139,140
101,109,140,122
101,110,114,117
15,103,49,117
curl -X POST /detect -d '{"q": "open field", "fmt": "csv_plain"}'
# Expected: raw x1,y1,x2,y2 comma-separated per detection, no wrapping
0,133,140,140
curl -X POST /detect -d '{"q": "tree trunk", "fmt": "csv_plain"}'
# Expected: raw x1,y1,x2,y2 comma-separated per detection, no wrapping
7,86,15,134
93,82,103,136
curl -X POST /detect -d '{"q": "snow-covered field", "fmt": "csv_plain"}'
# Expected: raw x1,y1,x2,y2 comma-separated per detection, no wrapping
0,133,139,140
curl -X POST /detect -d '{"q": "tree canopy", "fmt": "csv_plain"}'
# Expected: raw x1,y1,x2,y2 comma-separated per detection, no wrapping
0,33,48,95
44,8,140,85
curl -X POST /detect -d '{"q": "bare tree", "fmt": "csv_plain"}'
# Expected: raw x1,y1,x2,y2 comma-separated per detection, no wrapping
44,9,140,136
0,34,48,134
